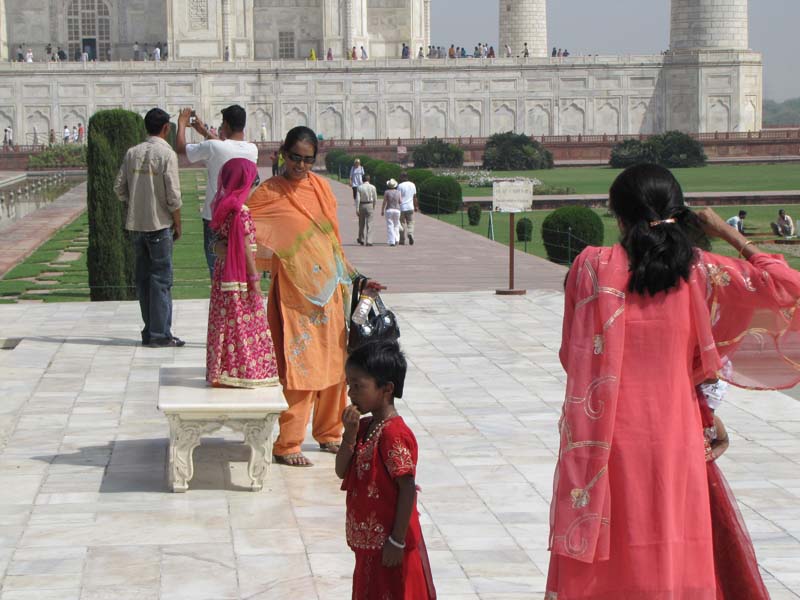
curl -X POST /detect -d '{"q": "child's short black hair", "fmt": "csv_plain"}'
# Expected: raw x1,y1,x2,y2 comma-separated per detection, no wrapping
346,340,407,399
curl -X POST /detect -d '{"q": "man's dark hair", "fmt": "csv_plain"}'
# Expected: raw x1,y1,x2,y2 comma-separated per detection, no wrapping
399,171,408,182
221,104,247,133
144,108,170,135
739,210,747,218
363,174,370,183
346,340,407,399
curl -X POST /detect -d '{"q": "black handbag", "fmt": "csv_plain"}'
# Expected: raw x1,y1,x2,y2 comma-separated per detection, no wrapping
348,275,400,352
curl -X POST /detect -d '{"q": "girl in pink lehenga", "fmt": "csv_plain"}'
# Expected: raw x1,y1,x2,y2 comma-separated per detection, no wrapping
546,164,799,599
206,158,279,388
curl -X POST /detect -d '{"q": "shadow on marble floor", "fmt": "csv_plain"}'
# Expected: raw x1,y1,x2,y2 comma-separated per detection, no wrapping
33,437,263,494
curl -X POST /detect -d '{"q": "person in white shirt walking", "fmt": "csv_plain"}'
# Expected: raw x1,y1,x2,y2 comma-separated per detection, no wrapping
355,174,378,246
349,159,364,203
177,104,259,277
397,172,419,245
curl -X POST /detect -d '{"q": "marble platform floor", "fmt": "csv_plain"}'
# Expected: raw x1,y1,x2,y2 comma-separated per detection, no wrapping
0,293,798,599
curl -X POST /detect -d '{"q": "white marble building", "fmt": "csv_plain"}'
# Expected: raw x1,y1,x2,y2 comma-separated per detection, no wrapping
0,0,763,143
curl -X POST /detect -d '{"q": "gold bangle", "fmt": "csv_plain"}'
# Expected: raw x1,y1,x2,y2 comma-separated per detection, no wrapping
738,240,754,258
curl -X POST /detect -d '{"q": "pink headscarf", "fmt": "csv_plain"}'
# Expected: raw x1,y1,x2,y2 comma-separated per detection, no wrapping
210,158,258,287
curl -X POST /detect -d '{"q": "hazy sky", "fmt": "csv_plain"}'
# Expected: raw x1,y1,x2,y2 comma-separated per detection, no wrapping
432,0,799,101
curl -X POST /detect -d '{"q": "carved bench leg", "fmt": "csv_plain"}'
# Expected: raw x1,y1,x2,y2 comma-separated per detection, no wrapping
244,414,279,492
167,415,218,493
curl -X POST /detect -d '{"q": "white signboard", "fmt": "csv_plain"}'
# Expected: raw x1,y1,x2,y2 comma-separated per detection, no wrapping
492,180,534,213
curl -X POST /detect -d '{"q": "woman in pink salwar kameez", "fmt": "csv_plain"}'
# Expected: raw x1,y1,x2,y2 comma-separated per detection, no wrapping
206,158,279,388
547,164,800,599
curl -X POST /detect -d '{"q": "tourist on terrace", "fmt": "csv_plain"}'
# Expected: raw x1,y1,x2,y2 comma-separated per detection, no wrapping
726,209,746,233
417,46,424,59
349,158,365,202
247,126,380,467
114,108,184,348
327,48,333,60
360,45,368,60
552,46,557,57
546,164,789,599
522,43,530,58
771,208,795,237
177,104,259,278
206,158,279,388
309,48,317,61
505,44,512,57
62,126,70,144
133,41,140,61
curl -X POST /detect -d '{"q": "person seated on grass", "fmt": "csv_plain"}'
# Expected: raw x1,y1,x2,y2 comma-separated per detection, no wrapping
771,209,795,237
726,210,746,234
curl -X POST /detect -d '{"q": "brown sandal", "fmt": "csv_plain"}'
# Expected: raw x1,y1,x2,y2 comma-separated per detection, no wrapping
273,453,313,467
319,442,341,454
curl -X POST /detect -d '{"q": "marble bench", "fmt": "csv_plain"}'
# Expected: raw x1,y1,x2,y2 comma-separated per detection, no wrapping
157,365,285,493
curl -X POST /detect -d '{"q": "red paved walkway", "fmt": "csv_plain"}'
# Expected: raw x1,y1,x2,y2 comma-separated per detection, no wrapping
0,182,86,277
327,178,567,292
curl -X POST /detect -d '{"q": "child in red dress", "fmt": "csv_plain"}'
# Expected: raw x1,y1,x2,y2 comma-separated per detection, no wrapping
336,341,436,600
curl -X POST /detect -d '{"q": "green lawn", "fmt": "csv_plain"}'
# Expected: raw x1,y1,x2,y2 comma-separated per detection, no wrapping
438,204,800,272
0,170,212,302
461,164,800,196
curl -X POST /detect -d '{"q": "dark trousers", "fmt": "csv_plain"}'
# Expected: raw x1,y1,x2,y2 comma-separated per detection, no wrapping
203,219,216,279
133,229,174,344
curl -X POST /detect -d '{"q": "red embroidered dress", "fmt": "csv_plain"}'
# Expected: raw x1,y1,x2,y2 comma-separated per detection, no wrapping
206,207,279,388
341,416,436,600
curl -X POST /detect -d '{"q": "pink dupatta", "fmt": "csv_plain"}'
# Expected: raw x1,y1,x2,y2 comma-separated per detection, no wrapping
210,158,258,291
550,244,800,564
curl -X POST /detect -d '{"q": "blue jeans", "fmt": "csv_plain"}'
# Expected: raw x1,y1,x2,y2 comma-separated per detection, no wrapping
133,228,174,344
203,219,216,279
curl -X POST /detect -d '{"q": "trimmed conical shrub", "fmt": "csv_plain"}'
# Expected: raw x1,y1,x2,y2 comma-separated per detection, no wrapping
86,109,146,301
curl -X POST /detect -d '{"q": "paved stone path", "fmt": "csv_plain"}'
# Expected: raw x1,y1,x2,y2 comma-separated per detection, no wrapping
327,177,567,292
0,182,86,278
0,172,797,599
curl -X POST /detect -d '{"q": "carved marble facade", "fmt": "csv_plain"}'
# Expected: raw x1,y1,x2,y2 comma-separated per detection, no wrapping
0,53,763,145
3,0,430,61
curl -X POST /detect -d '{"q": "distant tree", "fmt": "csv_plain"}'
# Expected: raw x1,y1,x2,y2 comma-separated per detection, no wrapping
412,138,464,168
483,132,553,171
763,98,800,127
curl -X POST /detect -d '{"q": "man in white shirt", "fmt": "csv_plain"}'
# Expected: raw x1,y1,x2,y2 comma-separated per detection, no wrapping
177,104,259,277
771,209,795,237
725,210,746,234
397,172,419,245
355,174,378,246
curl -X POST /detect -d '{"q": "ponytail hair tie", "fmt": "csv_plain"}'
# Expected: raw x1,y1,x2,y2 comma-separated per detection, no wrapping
649,218,676,228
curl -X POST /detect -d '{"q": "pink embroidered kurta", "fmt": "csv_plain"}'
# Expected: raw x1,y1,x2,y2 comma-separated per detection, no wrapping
206,207,279,388
547,245,800,599
341,416,436,600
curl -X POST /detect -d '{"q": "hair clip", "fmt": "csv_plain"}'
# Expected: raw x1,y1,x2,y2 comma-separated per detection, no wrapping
649,218,676,228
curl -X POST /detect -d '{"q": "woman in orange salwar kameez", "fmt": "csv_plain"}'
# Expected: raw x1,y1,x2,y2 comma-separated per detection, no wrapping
206,158,279,388
248,126,359,467
547,164,800,599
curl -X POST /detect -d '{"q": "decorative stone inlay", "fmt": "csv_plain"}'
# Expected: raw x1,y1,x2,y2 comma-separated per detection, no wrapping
189,0,209,30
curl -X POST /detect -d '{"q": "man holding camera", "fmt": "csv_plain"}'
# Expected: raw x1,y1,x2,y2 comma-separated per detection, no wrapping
177,105,258,277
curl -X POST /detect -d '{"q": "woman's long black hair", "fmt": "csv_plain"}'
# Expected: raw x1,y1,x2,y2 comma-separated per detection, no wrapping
609,163,709,296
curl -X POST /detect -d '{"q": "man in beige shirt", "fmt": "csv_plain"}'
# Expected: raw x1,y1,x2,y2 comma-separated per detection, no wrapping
356,174,378,246
114,108,185,348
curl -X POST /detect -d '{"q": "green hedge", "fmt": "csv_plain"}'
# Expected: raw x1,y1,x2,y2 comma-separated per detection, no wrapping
541,206,603,265
325,149,348,174
483,132,554,171
609,131,707,169
412,138,464,168
516,217,533,242
28,145,87,168
467,203,482,226
609,139,657,169
373,162,403,194
86,109,146,301
405,168,435,187
418,176,463,214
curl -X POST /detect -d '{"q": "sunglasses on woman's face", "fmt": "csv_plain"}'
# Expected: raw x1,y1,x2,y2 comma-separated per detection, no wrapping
286,152,316,165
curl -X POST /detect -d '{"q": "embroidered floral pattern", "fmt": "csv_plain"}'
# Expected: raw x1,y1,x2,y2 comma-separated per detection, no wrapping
346,511,388,550
386,439,415,478
706,263,731,287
